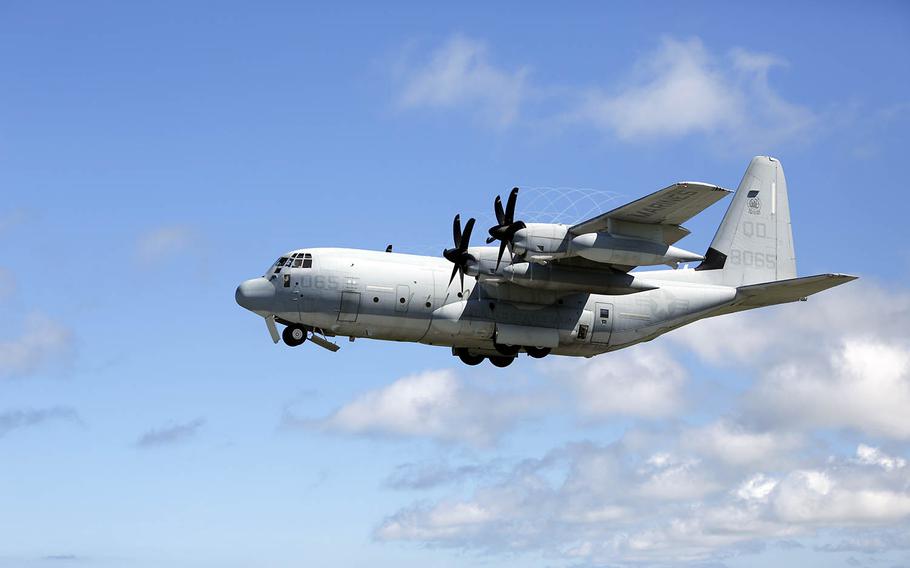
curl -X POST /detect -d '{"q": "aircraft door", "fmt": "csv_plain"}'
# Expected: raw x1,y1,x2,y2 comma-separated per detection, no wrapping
292,277,303,319
395,285,410,313
338,291,361,322
591,302,614,344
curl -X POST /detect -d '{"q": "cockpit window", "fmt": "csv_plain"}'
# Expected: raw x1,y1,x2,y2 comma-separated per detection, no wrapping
273,253,312,274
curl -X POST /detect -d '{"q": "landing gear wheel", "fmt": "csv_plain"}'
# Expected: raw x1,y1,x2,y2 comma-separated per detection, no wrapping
458,353,485,366
494,342,520,357
282,325,307,347
489,356,514,368
525,346,551,359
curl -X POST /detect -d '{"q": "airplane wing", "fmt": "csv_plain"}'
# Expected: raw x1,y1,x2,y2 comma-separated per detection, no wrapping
569,182,731,243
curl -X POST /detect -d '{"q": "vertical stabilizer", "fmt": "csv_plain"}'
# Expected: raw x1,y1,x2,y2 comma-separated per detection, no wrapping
696,156,797,285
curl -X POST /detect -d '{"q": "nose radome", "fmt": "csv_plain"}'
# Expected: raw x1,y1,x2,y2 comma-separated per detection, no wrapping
235,277,276,314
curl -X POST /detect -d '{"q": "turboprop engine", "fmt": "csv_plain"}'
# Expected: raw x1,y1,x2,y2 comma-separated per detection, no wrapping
483,187,704,269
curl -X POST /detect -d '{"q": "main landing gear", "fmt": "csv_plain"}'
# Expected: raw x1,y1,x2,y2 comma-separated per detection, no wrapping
525,346,551,359
282,324,307,347
454,346,551,367
457,352,485,366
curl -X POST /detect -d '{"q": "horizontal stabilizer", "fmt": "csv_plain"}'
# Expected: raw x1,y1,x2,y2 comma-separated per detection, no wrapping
733,273,858,308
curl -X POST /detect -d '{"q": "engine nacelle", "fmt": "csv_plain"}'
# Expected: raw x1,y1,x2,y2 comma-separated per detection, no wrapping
511,223,572,260
569,232,704,267
501,262,658,294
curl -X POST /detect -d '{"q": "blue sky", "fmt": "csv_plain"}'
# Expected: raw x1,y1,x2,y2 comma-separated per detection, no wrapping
1,2,910,567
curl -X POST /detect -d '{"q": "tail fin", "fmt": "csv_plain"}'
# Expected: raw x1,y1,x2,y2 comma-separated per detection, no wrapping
696,156,797,285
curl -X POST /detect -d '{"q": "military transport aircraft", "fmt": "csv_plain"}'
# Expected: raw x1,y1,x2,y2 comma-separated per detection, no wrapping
236,157,856,367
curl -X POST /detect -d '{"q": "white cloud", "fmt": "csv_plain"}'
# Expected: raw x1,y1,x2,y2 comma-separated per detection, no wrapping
397,35,529,127
572,37,815,145
0,313,74,379
394,35,816,146
315,370,543,446
748,339,910,439
736,473,778,501
682,420,803,467
135,225,195,264
557,347,687,419
672,282,910,441
855,445,907,471
575,37,743,140
774,469,910,525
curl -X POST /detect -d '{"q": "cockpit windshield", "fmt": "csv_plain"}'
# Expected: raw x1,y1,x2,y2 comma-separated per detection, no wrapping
270,252,313,275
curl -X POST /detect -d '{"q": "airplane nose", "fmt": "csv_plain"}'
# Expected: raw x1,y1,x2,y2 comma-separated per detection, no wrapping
235,277,276,314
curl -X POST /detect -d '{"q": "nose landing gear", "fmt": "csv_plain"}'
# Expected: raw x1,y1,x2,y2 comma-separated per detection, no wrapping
282,325,307,347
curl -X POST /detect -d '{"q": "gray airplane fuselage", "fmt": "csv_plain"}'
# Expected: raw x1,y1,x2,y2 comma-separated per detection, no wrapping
242,247,735,357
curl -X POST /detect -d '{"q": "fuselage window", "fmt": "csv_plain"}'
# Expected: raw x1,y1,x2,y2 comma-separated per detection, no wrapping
600,308,610,318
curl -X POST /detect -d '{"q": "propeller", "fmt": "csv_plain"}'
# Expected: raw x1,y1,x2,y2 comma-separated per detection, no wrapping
486,187,526,270
443,214,476,291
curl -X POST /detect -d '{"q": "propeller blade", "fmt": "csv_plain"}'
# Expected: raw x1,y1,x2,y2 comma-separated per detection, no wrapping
505,187,519,222
452,214,462,247
495,240,508,271
459,266,465,292
494,195,505,225
448,263,459,286
460,217,475,250
485,236,496,244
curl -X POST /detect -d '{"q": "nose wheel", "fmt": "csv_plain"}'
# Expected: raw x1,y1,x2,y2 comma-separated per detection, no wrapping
282,325,307,347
